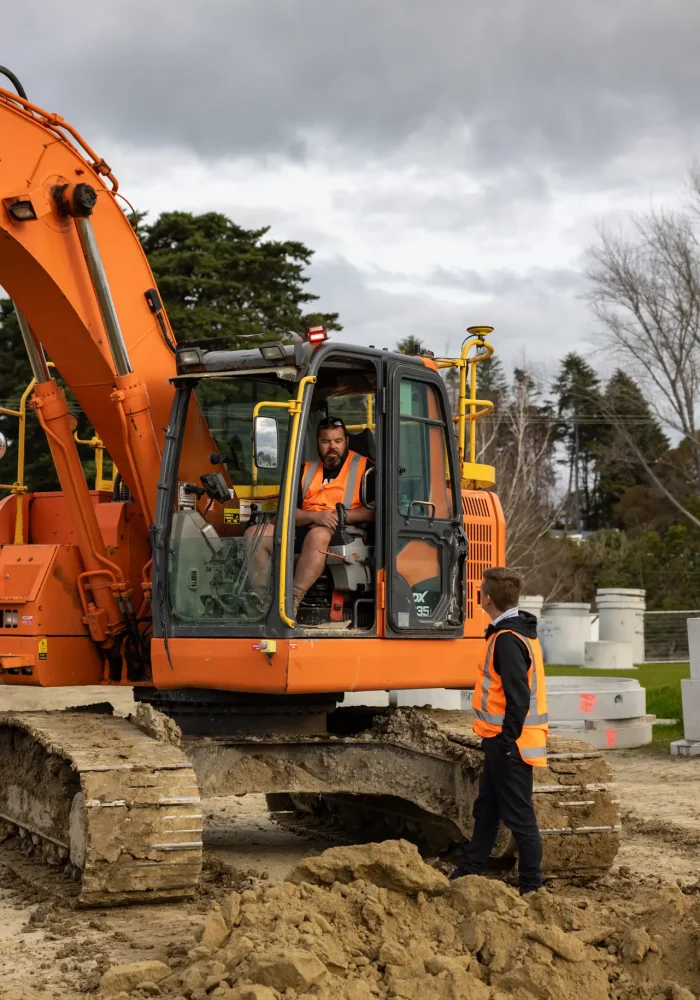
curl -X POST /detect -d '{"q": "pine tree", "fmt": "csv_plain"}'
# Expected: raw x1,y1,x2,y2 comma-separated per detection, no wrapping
139,212,341,347
395,335,424,355
596,370,669,527
0,301,64,491
553,353,609,532
474,356,509,461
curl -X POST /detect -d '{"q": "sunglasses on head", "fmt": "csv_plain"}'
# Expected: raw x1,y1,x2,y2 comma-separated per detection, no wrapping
317,417,347,430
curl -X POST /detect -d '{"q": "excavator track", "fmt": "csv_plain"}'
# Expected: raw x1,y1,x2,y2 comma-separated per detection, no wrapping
0,711,202,907
260,710,621,878
0,706,618,906
189,707,621,880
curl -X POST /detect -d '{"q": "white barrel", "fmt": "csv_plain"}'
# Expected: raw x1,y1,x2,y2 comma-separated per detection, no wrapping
519,595,544,618
687,618,700,681
546,675,645,720
681,678,700,741
596,588,645,663
343,691,390,707
392,689,463,710
540,603,591,666
583,640,634,671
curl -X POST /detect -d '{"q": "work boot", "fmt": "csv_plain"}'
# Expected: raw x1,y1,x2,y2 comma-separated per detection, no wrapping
292,586,306,619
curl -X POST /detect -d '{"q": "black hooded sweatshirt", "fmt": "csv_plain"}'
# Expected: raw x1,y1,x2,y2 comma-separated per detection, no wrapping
483,610,539,751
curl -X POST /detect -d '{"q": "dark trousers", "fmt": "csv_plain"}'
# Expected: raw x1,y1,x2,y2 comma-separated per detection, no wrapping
459,736,543,893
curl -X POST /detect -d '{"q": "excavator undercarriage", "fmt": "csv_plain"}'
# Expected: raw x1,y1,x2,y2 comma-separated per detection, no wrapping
0,704,620,907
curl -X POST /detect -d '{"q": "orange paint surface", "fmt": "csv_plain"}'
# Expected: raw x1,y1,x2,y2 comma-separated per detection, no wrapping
0,636,102,685
151,636,481,693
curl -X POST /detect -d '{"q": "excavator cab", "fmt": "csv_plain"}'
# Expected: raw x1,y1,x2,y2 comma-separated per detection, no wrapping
158,338,470,641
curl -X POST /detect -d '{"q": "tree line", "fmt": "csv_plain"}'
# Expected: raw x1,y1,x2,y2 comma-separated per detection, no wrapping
3,187,700,611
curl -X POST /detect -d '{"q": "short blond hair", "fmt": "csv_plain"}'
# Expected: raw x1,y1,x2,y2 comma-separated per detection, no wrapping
482,567,523,613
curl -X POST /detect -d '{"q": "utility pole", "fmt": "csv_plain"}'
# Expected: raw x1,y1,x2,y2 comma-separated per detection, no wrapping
573,410,582,533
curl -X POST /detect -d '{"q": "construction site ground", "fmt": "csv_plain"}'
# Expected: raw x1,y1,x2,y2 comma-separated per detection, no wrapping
1,686,699,1000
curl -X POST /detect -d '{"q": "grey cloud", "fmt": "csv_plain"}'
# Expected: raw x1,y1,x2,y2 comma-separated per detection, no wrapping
5,0,700,175
425,265,586,298
308,257,593,364
332,169,552,233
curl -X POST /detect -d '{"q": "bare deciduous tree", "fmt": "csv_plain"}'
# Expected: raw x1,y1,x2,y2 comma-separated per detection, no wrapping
478,368,561,574
586,184,700,525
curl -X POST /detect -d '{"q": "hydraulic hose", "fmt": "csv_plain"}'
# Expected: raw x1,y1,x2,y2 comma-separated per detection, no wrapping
0,66,27,100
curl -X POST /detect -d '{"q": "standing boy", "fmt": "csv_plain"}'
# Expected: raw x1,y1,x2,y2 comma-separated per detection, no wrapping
451,566,548,894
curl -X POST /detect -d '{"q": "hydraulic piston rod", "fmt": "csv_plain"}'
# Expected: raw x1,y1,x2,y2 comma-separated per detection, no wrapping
54,183,162,524
75,216,132,377
14,307,51,384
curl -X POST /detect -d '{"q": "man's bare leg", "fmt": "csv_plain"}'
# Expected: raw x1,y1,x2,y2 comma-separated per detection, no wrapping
245,522,275,589
293,526,333,615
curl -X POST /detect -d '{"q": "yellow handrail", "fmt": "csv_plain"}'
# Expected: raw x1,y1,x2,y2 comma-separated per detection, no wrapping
73,431,116,492
435,325,496,489
0,362,55,544
276,375,317,626
346,393,375,433
251,399,297,495
1,364,117,542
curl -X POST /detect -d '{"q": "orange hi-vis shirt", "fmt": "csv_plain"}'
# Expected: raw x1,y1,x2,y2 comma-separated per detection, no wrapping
300,451,368,512
472,629,549,767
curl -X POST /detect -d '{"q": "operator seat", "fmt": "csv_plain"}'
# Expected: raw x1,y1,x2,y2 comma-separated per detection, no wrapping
348,427,375,461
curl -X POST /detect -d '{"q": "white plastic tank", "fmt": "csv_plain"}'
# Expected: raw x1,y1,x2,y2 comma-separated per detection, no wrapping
519,595,544,619
596,588,645,664
540,603,591,666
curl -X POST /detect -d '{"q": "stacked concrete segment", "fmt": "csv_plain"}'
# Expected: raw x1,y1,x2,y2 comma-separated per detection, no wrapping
547,675,652,749
596,587,645,663
519,595,544,618
671,617,700,757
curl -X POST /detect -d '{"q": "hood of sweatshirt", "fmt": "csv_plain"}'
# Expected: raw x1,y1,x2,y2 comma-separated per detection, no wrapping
485,609,538,640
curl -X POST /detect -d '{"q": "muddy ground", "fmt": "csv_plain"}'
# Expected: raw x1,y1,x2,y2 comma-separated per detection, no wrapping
1,687,699,1000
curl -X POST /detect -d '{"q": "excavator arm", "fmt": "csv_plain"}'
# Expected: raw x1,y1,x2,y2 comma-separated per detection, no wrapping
0,81,217,528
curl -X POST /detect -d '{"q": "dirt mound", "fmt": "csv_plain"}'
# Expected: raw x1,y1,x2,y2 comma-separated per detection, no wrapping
99,840,700,1000
288,839,449,895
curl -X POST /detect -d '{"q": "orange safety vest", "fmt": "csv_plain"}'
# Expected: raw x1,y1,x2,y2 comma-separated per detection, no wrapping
472,629,548,767
301,451,368,512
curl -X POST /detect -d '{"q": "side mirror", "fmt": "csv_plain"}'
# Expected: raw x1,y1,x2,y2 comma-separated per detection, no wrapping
0,431,7,461
254,416,278,469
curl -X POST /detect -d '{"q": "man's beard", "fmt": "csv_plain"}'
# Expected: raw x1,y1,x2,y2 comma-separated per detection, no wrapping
323,449,344,468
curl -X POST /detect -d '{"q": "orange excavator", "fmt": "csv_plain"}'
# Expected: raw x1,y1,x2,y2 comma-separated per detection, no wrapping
0,69,619,906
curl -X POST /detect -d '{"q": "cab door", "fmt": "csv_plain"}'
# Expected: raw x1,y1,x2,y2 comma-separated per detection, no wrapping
385,364,467,636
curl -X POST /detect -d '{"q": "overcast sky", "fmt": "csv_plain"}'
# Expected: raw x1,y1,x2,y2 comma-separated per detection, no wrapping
5,0,700,377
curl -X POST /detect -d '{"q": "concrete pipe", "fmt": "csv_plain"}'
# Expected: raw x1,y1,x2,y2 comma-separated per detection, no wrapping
540,603,591,666
547,675,646,721
519,595,544,619
596,588,645,663
583,641,635,671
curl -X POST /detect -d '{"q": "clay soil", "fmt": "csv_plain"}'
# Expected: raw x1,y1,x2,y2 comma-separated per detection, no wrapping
1,688,699,1000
